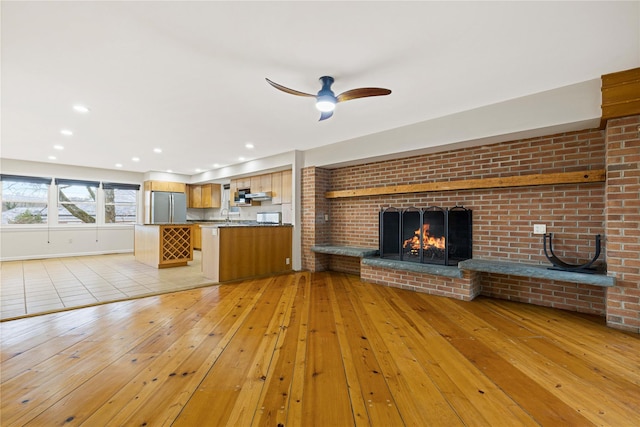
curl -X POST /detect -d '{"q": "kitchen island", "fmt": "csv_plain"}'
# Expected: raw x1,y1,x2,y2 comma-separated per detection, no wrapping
134,224,193,268
201,224,292,282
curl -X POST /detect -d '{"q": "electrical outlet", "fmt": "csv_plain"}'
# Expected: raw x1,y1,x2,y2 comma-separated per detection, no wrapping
324,214,329,221
286,258,290,265
533,224,546,235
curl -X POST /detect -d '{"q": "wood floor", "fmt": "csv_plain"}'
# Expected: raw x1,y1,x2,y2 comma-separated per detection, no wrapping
1,271,639,426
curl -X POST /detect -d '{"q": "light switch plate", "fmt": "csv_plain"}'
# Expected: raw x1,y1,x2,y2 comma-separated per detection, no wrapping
533,224,546,234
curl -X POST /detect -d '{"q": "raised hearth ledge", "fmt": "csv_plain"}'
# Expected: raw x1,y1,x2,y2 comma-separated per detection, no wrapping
458,259,615,287
311,245,379,258
310,245,615,287
362,257,464,278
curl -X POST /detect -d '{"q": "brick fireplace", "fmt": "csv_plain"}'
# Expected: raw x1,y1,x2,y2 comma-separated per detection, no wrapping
301,112,640,333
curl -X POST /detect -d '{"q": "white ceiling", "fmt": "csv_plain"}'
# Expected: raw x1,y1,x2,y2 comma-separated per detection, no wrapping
2,1,639,176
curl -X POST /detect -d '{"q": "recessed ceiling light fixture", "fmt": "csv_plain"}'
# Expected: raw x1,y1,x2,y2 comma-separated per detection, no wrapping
238,156,245,161
73,105,90,114
167,169,173,173
213,163,220,168
60,129,73,136
195,168,202,172
48,155,57,160
132,157,140,162
153,148,162,153
115,163,123,168
245,143,254,149
53,145,64,150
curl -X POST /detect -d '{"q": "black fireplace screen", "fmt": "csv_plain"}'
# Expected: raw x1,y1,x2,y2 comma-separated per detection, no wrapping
379,206,472,266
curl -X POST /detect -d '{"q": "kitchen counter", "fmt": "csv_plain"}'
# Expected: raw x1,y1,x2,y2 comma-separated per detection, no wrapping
200,224,292,282
134,224,193,268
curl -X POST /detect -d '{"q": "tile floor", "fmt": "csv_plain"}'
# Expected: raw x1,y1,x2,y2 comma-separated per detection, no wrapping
0,251,213,320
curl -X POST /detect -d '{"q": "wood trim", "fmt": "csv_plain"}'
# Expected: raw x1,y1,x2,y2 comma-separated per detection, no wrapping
324,169,605,199
600,67,640,127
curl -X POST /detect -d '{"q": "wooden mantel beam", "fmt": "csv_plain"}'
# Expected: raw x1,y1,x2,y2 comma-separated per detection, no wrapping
324,169,606,199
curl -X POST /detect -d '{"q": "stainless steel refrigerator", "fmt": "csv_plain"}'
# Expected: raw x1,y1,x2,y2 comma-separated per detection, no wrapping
151,191,187,223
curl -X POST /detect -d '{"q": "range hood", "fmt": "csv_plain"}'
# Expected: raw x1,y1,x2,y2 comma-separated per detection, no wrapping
246,191,272,201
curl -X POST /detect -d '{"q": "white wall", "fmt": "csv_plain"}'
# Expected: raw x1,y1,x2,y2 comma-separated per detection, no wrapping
0,225,134,261
1,159,144,261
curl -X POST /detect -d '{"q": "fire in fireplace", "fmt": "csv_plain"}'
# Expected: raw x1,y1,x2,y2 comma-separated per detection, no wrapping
379,206,472,265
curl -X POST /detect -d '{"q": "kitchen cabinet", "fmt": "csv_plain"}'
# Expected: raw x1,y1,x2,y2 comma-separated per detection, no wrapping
145,180,186,193
201,184,221,208
281,169,292,204
250,174,272,193
271,171,283,204
188,184,221,208
134,224,193,268
201,224,292,282
192,223,202,250
188,185,202,208
270,170,292,205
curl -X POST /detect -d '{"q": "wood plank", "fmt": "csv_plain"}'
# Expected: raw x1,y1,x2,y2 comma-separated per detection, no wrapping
300,272,354,426
171,276,289,426
398,292,595,426
2,271,639,426
325,169,606,199
344,276,465,425
329,274,406,426
252,273,308,427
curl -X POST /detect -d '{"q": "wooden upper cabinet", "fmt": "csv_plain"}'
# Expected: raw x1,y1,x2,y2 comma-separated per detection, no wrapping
202,183,221,208
270,170,292,205
250,174,272,193
281,169,292,204
271,171,283,204
188,184,221,208
188,185,202,208
146,181,186,193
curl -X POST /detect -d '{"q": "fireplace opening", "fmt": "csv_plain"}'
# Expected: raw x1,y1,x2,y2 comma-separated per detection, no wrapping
379,206,472,266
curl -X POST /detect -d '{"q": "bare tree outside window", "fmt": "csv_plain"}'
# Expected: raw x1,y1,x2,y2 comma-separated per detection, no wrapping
58,184,97,224
1,181,49,224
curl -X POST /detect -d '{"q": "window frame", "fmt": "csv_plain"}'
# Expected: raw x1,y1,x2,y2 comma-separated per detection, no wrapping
55,178,100,225
1,174,52,226
102,182,140,224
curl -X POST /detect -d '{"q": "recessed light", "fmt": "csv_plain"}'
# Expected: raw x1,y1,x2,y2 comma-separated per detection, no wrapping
132,157,140,162
245,143,254,149
238,156,245,161
195,168,202,172
53,145,64,150
73,105,90,114
166,169,173,173
153,148,162,153
60,129,73,136
115,163,123,168
213,163,220,168
48,155,57,160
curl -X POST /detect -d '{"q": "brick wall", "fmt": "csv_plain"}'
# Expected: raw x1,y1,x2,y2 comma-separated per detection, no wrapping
301,128,611,318
301,167,331,271
605,115,640,332
361,265,481,301
329,131,606,266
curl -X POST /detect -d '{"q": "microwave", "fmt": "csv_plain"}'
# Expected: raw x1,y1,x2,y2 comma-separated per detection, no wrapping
234,188,251,205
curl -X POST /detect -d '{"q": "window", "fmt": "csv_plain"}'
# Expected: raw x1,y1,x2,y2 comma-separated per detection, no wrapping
1,175,51,224
103,182,139,223
56,179,99,224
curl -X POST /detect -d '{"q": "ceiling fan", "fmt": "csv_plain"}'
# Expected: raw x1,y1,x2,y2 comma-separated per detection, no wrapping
265,76,391,121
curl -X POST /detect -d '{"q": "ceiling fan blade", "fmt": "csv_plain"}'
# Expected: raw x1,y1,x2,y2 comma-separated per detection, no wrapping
336,87,392,103
319,110,334,121
265,78,315,98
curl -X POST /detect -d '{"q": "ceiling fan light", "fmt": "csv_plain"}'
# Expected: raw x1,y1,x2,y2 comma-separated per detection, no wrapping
316,98,335,112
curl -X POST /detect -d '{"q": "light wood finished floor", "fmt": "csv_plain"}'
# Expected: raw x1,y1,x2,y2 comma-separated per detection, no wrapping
1,271,639,426
0,252,209,320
